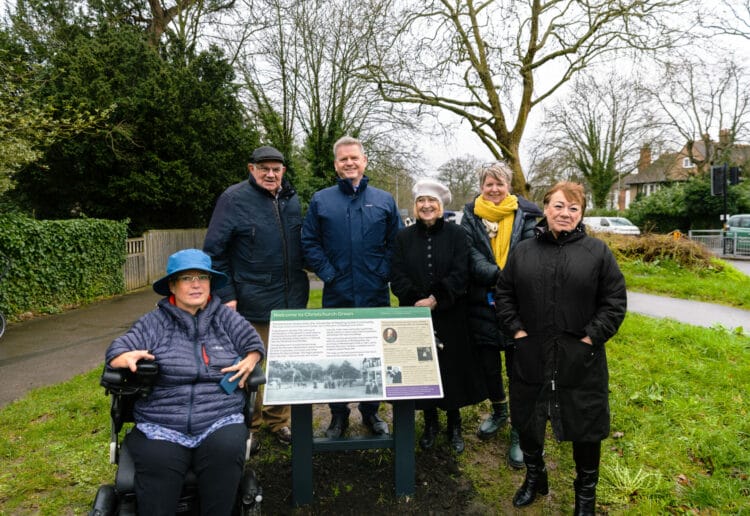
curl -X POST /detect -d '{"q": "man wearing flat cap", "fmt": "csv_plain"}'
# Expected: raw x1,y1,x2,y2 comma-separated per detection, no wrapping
204,145,309,451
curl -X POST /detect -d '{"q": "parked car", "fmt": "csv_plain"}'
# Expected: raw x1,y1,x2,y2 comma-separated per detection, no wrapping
444,210,463,224
583,216,641,235
723,214,750,255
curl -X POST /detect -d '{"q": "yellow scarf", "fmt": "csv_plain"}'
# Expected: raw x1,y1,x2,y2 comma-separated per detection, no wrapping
473,194,518,268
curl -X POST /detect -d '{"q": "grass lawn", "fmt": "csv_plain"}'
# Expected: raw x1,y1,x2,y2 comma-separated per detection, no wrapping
0,255,748,513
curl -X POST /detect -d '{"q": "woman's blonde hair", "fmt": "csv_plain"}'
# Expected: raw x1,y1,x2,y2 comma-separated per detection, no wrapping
478,162,513,191
413,195,444,220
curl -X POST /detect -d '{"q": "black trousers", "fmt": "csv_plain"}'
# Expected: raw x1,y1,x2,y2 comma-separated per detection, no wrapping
477,345,513,402
329,401,380,419
127,423,247,516
519,430,601,470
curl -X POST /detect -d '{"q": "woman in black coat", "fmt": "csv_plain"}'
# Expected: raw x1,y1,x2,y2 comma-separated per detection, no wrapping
460,161,541,467
495,182,627,515
390,179,486,454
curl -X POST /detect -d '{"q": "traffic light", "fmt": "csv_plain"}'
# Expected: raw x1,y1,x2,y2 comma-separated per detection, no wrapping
711,164,726,196
729,166,741,185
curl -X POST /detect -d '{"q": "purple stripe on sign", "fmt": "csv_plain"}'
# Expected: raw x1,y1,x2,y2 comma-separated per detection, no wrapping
385,385,442,398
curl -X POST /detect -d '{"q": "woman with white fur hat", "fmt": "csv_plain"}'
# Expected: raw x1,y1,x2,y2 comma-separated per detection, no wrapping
390,179,486,453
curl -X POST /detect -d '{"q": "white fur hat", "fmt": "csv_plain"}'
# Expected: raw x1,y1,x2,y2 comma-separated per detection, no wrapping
412,179,452,207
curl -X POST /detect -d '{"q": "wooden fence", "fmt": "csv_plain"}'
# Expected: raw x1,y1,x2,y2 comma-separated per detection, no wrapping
125,228,207,291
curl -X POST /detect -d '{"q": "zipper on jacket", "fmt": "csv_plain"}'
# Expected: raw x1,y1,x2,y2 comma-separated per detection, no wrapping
548,338,559,418
188,316,203,434
273,198,291,304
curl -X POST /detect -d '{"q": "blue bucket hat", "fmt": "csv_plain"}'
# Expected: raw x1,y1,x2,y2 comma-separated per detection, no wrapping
152,249,228,296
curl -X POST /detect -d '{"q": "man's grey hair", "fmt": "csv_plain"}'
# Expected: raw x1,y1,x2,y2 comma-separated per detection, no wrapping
333,136,366,157
478,162,513,191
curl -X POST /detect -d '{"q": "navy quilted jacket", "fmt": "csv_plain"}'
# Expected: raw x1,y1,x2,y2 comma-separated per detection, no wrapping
203,175,309,323
105,296,265,435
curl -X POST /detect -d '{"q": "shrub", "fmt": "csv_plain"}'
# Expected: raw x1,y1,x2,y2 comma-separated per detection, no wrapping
595,232,719,270
0,213,127,320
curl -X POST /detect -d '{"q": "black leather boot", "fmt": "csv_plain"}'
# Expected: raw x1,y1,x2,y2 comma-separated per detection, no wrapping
573,441,601,515
419,408,439,450
574,468,599,515
512,452,549,507
446,409,464,454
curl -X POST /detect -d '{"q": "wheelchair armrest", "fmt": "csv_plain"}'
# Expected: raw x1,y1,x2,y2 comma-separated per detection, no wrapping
242,363,266,428
244,362,266,393
100,359,159,397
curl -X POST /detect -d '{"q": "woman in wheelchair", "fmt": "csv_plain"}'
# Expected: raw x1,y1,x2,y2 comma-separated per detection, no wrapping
106,249,264,515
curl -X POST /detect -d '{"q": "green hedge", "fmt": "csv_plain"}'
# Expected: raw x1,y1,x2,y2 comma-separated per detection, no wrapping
0,214,127,320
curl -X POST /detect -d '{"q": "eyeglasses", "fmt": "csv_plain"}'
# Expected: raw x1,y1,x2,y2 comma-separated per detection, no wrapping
256,165,284,175
176,274,211,283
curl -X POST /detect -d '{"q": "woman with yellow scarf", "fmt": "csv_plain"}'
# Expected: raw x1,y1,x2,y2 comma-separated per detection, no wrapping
460,162,541,468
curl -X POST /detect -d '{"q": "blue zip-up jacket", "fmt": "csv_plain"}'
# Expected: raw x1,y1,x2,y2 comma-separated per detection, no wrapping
105,296,265,435
301,176,402,308
204,175,309,323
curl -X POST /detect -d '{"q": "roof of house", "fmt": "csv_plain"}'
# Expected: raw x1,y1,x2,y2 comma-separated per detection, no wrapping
624,139,750,187
624,152,681,185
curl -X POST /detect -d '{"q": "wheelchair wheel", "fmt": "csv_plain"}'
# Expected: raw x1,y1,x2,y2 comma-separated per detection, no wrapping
237,468,263,516
89,484,116,516
0,311,5,339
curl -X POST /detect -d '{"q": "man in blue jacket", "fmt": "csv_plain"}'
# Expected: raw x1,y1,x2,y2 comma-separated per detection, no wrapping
302,136,402,438
204,145,310,451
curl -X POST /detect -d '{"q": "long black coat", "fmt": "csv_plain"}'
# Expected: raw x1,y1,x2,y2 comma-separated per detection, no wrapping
495,221,626,442
460,197,541,349
390,218,487,410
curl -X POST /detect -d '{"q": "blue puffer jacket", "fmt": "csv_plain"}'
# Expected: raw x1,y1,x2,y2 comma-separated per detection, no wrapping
204,175,309,322
105,296,265,435
301,176,402,308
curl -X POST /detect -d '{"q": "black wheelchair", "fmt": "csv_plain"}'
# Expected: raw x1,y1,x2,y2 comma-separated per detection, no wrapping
89,360,266,515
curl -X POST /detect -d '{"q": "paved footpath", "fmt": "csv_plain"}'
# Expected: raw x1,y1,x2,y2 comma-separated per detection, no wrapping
627,292,749,332
1,262,749,409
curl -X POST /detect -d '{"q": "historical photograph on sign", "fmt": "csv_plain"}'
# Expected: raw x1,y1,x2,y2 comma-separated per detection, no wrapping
264,307,443,405
264,357,383,404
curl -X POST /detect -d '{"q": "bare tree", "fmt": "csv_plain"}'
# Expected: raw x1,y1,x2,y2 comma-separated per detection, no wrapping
648,58,750,169
525,149,583,204
138,0,238,48
227,0,422,195
541,71,661,209
707,1,750,40
360,0,691,196
436,155,482,210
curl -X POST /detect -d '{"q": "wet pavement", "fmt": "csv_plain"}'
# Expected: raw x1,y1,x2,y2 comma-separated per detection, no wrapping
0,287,161,408
1,261,749,409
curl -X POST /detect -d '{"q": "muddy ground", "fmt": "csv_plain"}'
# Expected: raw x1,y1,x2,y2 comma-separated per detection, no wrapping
249,403,537,515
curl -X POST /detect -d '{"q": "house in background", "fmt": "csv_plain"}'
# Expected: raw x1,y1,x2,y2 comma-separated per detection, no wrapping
618,130,750,210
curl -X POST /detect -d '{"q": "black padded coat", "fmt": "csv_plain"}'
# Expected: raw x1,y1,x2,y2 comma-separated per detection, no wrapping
495,221,626,442
204,175,309,323
460,197,541,349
